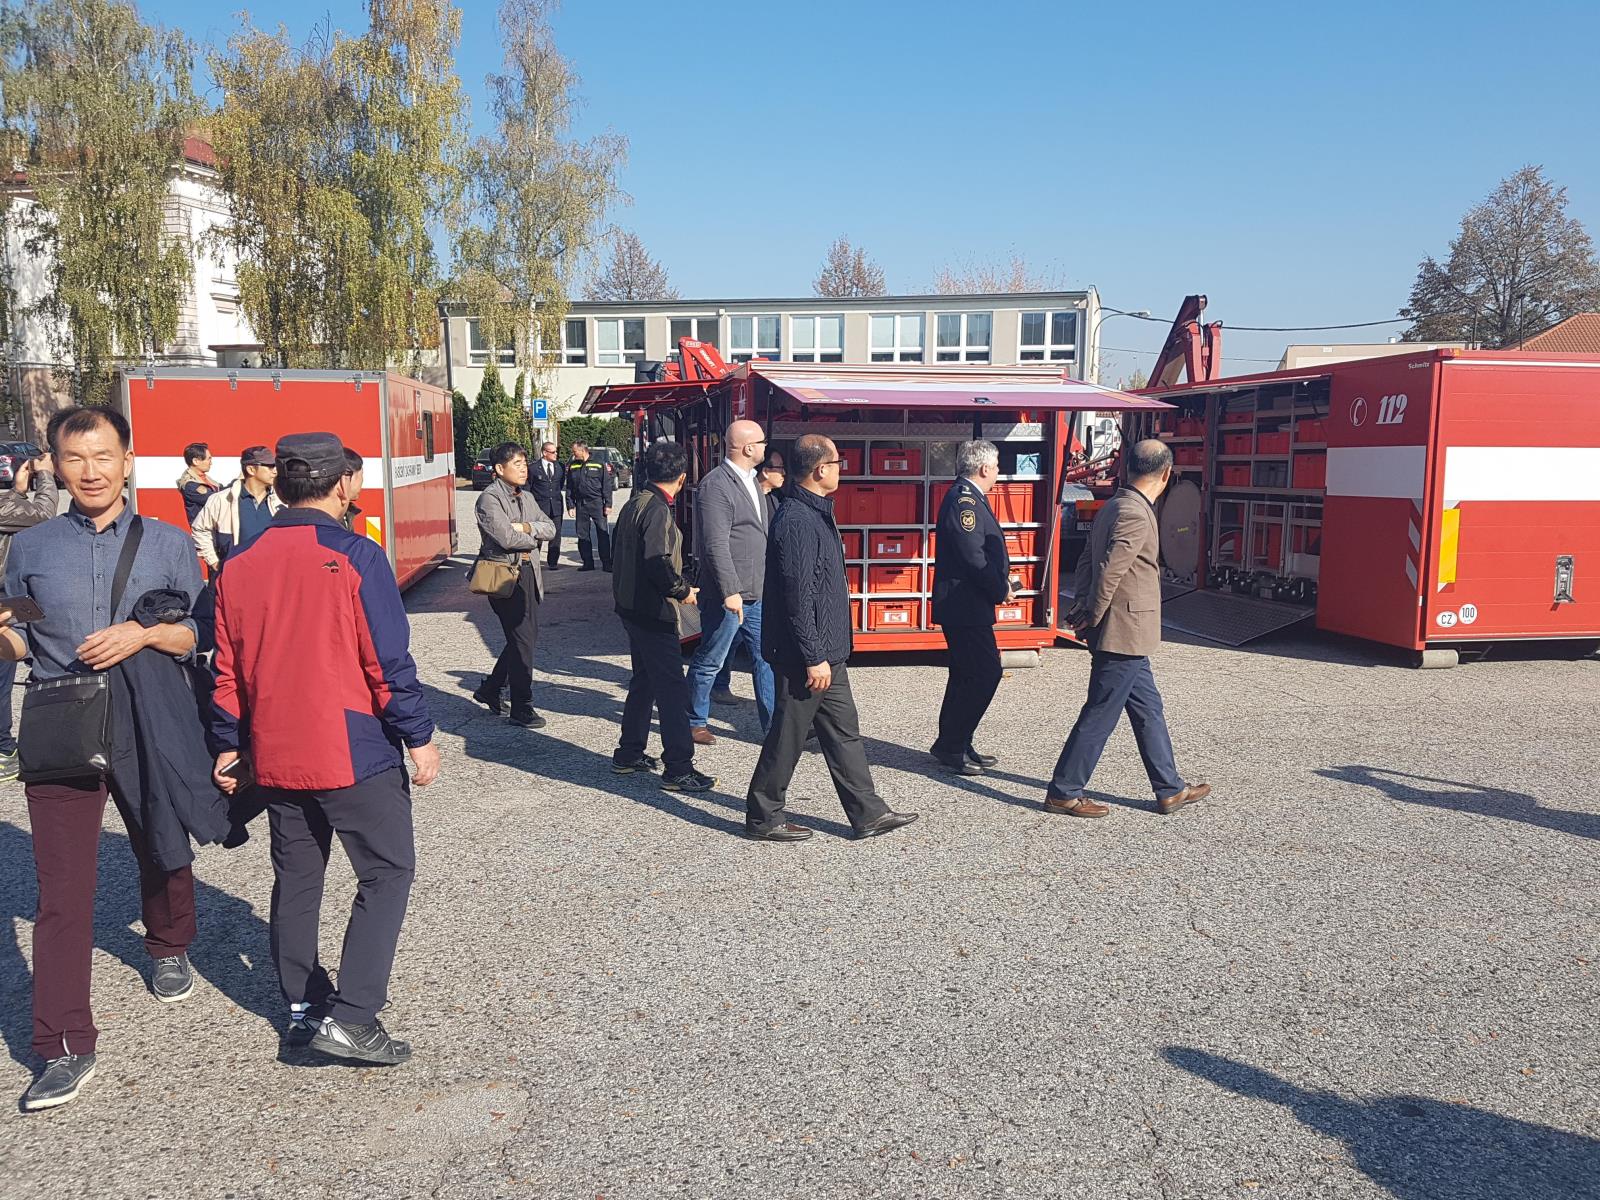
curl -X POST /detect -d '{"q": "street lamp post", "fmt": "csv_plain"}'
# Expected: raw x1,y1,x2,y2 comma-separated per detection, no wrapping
1088,306,1152,384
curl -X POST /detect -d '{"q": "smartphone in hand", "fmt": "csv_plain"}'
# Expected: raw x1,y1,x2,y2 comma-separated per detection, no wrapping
0,595,45,625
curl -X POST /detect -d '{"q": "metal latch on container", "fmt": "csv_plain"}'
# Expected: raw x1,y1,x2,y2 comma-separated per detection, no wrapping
1554,555,1575,604
352,375,363,392
271,371,282,392
144,367,155,389
228,371,238,391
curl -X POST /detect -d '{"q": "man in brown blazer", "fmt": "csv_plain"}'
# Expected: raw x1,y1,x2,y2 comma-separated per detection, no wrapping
1046,439,1211,818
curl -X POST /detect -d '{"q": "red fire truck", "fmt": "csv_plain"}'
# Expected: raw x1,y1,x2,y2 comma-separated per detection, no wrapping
120,368,456,590
1128,348,1600,665
583,351,1168,662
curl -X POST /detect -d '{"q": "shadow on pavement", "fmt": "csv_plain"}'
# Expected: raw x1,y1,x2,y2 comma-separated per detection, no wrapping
0,821,280,1067
1314,765,1599,843
1164,1046,1600,1199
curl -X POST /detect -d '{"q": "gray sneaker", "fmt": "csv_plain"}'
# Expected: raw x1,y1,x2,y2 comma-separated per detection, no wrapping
0,750,17,784
21,1053,96,1111
310,1016,412,1065
151,954,194,1003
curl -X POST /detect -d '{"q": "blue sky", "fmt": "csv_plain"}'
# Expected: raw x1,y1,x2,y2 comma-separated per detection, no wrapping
151,0,1600,382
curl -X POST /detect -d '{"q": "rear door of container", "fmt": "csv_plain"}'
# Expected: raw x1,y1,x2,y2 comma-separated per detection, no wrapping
1422,355,1600,640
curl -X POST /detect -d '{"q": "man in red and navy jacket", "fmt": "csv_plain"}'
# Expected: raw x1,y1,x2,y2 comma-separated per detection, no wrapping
209,432,440,1067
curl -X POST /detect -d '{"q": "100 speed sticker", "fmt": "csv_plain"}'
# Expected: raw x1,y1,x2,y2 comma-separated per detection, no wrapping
1436,603,1479,628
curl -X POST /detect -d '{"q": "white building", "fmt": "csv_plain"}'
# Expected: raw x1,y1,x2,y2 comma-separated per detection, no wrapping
440,289,1106,423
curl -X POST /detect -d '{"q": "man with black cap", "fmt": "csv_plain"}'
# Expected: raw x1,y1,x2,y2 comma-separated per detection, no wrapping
209,432,439,1066
191,444,283,569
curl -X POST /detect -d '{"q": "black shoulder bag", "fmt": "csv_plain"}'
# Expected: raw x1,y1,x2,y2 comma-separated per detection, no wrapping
18,516,145,784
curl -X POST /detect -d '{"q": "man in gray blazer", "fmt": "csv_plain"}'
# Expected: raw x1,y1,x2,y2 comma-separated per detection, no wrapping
1046,439,1211,818
685,419,776,742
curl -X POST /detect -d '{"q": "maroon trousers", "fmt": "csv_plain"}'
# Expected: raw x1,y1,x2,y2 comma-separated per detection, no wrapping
26,775,196,1059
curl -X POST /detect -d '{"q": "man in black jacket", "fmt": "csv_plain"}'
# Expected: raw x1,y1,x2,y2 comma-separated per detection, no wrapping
610,440,714,793
566,441,613,571
527,441,567,569
744,434,919,843
930,439,1012,775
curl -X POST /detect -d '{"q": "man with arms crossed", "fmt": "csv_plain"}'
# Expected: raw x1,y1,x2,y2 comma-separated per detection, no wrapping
1048,439,1211,818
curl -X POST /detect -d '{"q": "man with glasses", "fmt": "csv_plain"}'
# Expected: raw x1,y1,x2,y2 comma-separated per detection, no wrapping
744,434,918,842
686,420,777,743
527,442,567,571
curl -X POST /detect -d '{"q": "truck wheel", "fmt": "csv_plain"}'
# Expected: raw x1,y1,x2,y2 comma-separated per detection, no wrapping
1415,648,1459,669
1000,649,1042,670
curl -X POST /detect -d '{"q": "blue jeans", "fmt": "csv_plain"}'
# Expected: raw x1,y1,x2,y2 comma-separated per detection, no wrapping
687,598,775,733
1050,652,1185,800
0,655,15,756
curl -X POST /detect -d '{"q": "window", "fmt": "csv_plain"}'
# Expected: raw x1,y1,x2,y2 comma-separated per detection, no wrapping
729,314,780,363
562,318,587,365
422,410,435,463
1020,310,1077,362
791,315,843,363
668,316,720,353
467,318,515,366
935,312,992,363
870,313,924,362
596,317,645,365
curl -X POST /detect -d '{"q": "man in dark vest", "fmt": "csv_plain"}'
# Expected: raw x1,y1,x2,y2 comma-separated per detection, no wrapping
565,441,613,571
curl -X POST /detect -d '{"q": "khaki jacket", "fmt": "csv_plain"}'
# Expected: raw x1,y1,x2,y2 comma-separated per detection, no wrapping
1072,487,1161,657
474,479,555,601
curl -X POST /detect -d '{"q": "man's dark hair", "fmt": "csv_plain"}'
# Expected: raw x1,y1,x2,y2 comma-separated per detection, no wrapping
572,440,589,452
491,441,527,468
792,433,834,477
343,448,364,473
1126,438,1174,482
275,467,341,506
645,439,688,484
183,442,209,466
47,405,130,454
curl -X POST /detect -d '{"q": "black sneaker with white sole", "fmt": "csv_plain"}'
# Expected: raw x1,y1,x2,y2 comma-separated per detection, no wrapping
21,1052,96,1111
611,753,661,774
310,1016,412,1065
660,769,716,793
151,953,194,1003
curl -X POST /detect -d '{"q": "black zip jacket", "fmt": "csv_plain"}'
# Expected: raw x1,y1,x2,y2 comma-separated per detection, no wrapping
762,484,853,671
566,458,614,507
612,484,691,632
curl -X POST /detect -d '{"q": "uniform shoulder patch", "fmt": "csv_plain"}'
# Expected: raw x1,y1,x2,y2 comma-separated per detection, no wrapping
957,494,976,505
960,509,977,531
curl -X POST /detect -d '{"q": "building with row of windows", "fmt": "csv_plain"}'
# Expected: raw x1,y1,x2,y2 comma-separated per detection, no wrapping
440,289,1106,420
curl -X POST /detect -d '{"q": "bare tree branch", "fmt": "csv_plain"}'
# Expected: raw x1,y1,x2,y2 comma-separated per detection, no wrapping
813,235,886,297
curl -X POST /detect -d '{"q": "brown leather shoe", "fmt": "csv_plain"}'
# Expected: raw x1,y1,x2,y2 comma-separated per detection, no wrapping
691,727,717,747
1158,783,1212,815
1043,794,1109,818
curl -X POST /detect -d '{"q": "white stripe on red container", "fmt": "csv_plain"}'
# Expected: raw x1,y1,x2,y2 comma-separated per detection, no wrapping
131,454,456,491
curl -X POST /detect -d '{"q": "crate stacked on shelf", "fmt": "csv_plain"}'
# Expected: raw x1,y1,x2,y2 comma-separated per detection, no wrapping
777,421,1050,635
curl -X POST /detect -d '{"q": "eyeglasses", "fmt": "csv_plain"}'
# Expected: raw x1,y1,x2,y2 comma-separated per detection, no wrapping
733,438,768,450
819,459,843,467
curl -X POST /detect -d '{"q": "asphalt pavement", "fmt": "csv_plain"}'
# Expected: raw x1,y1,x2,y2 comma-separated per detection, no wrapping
1,487,1596,1199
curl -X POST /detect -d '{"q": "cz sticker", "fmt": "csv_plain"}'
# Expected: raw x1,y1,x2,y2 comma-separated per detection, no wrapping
1436,610,1458,628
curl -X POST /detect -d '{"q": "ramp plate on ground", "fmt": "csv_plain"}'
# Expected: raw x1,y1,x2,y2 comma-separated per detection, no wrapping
1161,590,1312,647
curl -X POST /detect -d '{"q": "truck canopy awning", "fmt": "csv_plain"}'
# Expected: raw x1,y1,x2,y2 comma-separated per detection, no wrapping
762,372,1171,411
582,380,714,413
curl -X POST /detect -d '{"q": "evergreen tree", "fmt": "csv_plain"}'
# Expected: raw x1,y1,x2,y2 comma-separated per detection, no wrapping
467,364,525,454
451,388,471,475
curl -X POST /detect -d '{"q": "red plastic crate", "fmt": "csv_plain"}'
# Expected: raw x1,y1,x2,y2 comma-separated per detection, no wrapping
1174,446,1204,466
993,598,1035,626
841,530,863,559
1177,416,1205,436
1221,464,1252,486
867,599,919,631
868,563,922,594
1292,454,1327,489
928,527,1039,559
869,530,922,559
838,446,863,475
1294,419,1327,443
834,483,918,525
870,446,923,476
1221,433,1252,455
988,483,1036,523
846,564,862,593
1006,563,1040,592
1256,431,1290,454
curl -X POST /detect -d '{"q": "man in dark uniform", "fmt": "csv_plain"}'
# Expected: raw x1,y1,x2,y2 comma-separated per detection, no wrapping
930,439,1013,775
527,441,567,570
565,441,613,572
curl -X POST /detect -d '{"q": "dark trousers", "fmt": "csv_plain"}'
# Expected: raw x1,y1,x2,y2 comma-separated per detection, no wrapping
484,563,539,712
618,618,695,777
539,501,563,566
26,775,196,1058
574,501,611,568
933,623,1003,755
1050,652,1186,800
746,663,889,835
0,655,15,755
263,767,415,1026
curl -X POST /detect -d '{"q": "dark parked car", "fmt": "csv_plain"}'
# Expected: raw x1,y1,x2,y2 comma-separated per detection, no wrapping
590,446,632,489
470,451,495,490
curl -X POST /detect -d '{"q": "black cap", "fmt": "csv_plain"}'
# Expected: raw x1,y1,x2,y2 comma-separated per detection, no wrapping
240,445,276,468
274,432,347,481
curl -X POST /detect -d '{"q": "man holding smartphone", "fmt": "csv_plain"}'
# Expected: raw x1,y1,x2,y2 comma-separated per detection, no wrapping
0,452,59,782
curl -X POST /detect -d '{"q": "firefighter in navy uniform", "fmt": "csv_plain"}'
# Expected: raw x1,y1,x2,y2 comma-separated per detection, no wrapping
929,439,1013,775
565,441,614,571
